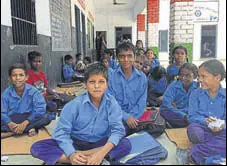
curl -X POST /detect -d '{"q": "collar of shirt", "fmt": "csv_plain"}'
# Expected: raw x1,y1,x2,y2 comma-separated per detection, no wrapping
9,83,32,98
204,86,226,98
82,92,110,107
175,80,197,92
116,65,142,80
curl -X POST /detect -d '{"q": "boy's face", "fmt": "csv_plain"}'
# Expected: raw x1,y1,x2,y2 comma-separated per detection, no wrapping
118,50,135,70
85,74,107,101
66,58,74,65
136,42,143,48
31,56,42,70
179,68,194,88
102,59,109,69
9,69,28,89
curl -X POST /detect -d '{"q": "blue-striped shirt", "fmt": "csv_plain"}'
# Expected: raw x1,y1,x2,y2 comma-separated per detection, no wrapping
160,81,198,119
1,84,46,124
52,92,125,157
107,65,148,121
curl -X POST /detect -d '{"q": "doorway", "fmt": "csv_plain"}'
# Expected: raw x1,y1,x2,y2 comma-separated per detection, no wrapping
115,27,132,47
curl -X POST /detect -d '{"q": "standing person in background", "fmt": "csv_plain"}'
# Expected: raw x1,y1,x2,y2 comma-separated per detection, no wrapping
167,46,189,84
96,32,107,62
187,59,226,164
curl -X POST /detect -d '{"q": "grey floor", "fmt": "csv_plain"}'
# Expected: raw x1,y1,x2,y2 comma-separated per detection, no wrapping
1,117,179,165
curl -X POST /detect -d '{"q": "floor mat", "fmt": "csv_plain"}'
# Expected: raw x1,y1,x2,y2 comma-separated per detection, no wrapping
1,128,51,155
165,128,192,149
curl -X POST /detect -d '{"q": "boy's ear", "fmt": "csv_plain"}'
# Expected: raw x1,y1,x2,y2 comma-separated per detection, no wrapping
25,75,29,81
214,74,221,82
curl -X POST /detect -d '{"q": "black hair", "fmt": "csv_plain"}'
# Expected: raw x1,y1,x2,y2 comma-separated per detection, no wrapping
136,40,143,47
83,56,92,64
151,66,167,81
64,55,73,61
199,59,226,81
84,63,108,83
76,53,82,58
171,46,189,63
104,49,113,56
116,42,135,57
8,63,27,76
100,56,108,64
28,51,42,62
179,63,199,79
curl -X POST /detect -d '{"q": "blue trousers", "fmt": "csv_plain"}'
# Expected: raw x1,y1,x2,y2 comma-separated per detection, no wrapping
160,110,188,128
1,112,51,133
30,137,131,165
187,123,226,164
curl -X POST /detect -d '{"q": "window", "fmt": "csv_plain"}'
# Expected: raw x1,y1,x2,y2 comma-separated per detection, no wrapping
201,25,217,58
159,30,168,52
11,0,37,45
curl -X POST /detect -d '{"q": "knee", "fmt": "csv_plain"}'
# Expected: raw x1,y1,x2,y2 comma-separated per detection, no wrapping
120,138,132,154
187,124,203,144
30,140,44,158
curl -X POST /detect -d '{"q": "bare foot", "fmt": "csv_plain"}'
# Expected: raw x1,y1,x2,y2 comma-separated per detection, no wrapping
28,129,37,137
1,132,15,139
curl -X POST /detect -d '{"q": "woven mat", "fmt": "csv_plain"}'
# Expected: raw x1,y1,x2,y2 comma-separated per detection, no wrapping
165,128,192,149
1,128,51,155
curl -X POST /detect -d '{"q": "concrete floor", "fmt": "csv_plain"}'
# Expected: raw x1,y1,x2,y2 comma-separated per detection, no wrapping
1,117,179,165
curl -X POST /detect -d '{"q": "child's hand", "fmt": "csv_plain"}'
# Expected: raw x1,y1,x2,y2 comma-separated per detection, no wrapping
126,117,138,129
7,122,18,133
206,117,216,125
87,152,105,165
14,120,29,134
69,152,87,165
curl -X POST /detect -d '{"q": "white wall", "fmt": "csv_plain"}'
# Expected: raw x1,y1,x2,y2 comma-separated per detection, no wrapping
193,0,226,65
95,8,136,48
35,1,51,36
1,0,12,26
158,0,170,67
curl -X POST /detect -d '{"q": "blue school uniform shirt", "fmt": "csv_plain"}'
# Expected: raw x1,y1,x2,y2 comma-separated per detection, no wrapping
109,59,118,69
63,64,79,82
167,63,179,77
188,87,226,127
160,81,198,119
107,65,148,121
52,92,125,157
148,76,167,94
1,83,46,125
149,58,160,73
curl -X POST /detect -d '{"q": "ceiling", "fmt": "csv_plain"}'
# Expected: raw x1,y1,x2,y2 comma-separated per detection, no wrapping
93,0,137,10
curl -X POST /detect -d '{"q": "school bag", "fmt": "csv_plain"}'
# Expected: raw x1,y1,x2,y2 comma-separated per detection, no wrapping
135,109,166,138
114,131,168,165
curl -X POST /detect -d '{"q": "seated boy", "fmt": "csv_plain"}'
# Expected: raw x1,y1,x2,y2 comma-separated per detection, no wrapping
107,42,148,135
1,63,51,138
74,53,85,73
30,63,131,165
26,51,58,114
160,63,199,128
147,66,168,107
104,49,118,70
63,54,84,82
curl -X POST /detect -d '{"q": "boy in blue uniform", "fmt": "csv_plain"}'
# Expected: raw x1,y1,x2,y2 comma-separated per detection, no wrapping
167,46,189,84
63,54,84,82
187,59,226,164
147,66,168,107
30,63,131,165
160,63,199,128
1,64,51,138
107,42,148,135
